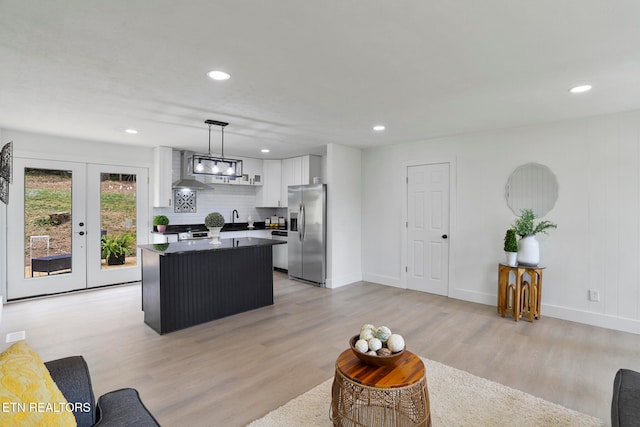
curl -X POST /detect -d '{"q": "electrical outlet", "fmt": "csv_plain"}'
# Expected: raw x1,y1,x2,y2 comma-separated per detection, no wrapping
6,331,26,343
588,289,600,302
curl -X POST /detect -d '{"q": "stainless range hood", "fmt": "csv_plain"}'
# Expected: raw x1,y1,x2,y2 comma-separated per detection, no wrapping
172,150,211,190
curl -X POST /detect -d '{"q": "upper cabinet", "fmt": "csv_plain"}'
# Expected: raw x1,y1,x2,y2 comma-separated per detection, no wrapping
153,146,173,207
242,157,264,186
280,155,322,207
301,155,322,185
203,156,263,186
256,160,282,207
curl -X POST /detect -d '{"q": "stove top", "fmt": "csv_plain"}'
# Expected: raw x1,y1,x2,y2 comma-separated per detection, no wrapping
160,224,210,240
164,224,208,233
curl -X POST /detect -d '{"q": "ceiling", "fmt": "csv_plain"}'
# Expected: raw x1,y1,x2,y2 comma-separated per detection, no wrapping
1,1,640,159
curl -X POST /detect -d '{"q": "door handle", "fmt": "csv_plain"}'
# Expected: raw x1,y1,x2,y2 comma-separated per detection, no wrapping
442,234,448,239
78,231,85,236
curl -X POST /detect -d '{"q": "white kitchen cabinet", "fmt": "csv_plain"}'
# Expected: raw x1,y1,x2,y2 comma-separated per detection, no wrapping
301,155,322,185
271,232,288,270
246,229,272,239
223,229,271,240
202,156,263,186
280,155,321,207
240,157,263,186
280,157,299,208
256,160,282,207
220,230,246,239
151,233,178,244
153,146,173,207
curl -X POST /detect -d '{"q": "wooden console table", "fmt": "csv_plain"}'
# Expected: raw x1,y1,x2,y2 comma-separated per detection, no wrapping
331,349,431,426
497,263,544,322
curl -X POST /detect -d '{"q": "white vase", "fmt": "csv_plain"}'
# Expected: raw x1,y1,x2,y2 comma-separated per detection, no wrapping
517,235,539,266
208,227,222,245
505,251,518,267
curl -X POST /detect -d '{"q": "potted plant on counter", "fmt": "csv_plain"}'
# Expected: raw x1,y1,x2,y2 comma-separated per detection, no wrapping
503,228,518,267
511,209,557,266
205,212,225,244
101,233,135,265
153,215,169,232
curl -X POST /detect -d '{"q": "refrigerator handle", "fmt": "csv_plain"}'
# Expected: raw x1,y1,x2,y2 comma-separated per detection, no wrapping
300,203,306,241
298,203,303,242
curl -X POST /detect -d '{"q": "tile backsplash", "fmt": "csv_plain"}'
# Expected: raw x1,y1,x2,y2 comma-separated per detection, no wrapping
153,184,285,225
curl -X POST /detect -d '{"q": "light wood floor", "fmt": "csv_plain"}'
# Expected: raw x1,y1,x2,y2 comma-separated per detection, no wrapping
1,273,636,426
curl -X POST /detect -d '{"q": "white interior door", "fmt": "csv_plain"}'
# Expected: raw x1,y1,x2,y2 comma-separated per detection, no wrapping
7,159,87,299
407,163,450,295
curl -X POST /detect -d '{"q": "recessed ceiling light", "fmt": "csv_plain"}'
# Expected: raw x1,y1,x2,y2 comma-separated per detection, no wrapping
125,129,138,134
373,125,386,131
207,70,231,81
569,85,592,93
261,149,270,153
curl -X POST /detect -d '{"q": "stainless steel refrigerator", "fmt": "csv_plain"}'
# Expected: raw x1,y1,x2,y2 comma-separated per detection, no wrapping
288,184,326,287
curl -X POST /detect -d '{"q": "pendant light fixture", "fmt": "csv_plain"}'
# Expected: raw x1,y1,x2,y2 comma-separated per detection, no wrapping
191,120,243,178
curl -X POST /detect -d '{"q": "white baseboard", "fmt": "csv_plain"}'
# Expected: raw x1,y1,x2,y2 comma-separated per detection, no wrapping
362,273,403,288
328,273,364,289
542,304,640,335
368,281,640,335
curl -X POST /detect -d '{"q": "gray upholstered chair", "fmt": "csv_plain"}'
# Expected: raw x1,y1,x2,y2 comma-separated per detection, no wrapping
612,368,640,427
45,356,159,427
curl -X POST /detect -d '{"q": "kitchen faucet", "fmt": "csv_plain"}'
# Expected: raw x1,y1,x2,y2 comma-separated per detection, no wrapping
232,209,239,224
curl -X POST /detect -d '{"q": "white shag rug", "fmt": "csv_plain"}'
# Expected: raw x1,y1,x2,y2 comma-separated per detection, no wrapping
247,357,604,427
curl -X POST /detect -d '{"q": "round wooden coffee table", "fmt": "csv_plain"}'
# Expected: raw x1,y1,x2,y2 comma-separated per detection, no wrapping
330,348,431,427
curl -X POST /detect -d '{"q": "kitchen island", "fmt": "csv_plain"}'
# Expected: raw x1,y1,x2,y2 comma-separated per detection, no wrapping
139,237,285,334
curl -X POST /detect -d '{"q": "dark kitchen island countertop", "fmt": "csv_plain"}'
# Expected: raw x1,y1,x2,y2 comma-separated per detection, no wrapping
140,237,285,334
139,236,284,255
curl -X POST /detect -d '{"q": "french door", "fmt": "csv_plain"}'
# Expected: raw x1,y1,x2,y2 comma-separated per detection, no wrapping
7,158,148,300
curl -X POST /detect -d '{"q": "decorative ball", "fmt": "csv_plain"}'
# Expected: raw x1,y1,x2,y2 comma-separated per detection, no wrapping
359,329,374,340
377,348,392,357
360,323,376,333
375,326,392,343
368,337,382,352
355,339,369,353
387,334,405,353
366,350,378,356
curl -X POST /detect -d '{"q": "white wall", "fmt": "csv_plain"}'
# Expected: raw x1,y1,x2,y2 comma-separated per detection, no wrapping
5,129,154,167
363,110,640,334
326,143,362,288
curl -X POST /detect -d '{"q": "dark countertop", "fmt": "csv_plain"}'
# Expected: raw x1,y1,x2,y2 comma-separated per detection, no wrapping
152,222,287,234
139,237,285,255
221,222,287,231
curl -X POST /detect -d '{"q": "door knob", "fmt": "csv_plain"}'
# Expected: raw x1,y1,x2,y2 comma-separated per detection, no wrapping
442,234,448,239
79,222,85,226
78,231,85,236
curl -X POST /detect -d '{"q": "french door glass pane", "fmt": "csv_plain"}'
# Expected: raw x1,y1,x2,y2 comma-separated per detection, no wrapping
24,168,72,278
100,173,137,269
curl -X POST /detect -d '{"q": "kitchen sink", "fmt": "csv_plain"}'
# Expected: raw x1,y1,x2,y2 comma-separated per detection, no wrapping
221,223,251,231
